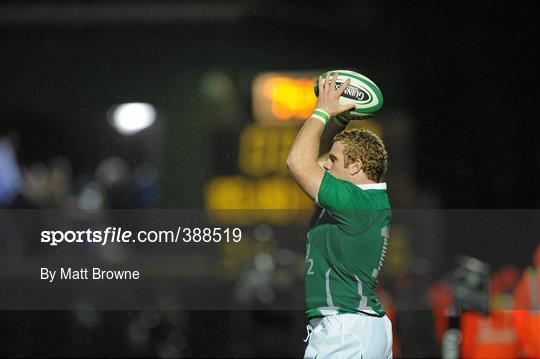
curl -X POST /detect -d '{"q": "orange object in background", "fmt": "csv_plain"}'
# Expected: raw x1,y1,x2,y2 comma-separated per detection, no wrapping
428,281,453,343
459,266,521,358
461,310,520,358
512,245,540,359
512,308,540,359
252,72,317,125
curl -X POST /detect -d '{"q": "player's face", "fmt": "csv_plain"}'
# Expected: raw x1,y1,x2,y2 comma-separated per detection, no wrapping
323,141,350,180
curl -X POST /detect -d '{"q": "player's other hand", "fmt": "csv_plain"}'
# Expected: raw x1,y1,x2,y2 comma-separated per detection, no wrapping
316,72,356,117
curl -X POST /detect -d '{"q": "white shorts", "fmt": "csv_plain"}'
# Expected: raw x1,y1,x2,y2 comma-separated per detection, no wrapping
303,313,393,359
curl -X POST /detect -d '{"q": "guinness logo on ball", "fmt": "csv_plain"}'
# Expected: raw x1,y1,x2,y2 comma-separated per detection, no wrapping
336,82,372,103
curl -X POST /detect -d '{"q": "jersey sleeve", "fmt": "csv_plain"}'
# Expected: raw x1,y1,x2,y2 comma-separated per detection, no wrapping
316,171,367,231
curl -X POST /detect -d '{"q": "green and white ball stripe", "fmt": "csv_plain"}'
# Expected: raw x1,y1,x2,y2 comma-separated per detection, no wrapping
314,70,384,120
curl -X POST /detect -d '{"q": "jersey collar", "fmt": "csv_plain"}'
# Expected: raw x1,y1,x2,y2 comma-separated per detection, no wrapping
356,182,387,190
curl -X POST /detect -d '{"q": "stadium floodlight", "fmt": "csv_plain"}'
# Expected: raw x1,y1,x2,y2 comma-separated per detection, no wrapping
109,103,156,135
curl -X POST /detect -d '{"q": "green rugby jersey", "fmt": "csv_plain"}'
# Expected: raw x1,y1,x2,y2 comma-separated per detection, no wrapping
305,171,391,319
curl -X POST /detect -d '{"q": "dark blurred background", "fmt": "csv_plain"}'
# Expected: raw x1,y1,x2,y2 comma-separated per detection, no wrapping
1,1,539,357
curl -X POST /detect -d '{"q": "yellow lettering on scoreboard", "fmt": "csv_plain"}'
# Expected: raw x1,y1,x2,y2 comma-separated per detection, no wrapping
238,124,298,177
204,176,313,225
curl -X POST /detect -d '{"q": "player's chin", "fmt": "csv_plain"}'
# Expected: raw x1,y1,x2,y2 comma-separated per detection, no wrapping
327,170,342,180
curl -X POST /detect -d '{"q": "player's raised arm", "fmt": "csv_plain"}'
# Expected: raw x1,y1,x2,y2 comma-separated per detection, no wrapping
317,114,346,166
286,72,355,200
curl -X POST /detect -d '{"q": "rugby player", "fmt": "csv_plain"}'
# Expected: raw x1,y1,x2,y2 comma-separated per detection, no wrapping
286,72,392,358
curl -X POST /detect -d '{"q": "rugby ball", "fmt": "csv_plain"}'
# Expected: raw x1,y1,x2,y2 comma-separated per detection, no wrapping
314,70,383,119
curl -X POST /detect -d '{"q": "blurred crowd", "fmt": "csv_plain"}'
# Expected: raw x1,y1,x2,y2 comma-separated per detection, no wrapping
0,133,158,211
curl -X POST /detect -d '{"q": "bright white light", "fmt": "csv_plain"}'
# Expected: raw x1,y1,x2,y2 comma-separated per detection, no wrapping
110,103,156,135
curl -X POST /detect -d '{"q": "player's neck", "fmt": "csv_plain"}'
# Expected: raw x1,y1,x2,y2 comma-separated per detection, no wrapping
350,172,378,186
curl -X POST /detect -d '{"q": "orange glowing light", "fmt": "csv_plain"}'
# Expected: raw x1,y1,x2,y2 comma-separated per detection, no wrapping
262,77,317,120
253,72,318,125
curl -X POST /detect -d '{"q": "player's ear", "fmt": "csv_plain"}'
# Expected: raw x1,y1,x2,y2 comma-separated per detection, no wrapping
349,159,362,176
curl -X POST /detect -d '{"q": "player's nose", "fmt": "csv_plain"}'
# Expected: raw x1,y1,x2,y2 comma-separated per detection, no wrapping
323,160,331,170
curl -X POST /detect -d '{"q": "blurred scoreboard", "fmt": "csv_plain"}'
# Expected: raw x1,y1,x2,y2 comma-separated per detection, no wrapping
205,124,314,225
204,72,319,224
238,124,296,177
204,71,382,225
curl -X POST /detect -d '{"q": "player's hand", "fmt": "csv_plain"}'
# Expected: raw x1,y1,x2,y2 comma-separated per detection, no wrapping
316,72,356,118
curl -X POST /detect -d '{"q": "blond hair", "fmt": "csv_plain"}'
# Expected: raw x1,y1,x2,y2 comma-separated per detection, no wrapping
333,129,388,182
